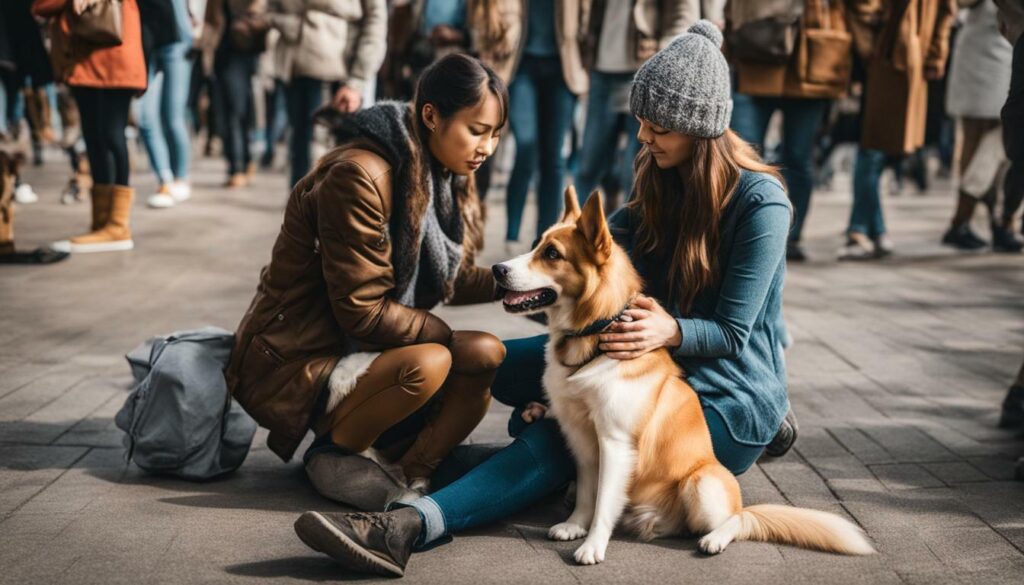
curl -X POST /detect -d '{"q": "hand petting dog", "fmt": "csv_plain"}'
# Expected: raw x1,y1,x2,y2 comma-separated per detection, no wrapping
599,295,682,359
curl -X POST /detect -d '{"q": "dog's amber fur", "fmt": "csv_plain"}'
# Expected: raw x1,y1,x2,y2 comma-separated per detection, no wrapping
512,187,874,563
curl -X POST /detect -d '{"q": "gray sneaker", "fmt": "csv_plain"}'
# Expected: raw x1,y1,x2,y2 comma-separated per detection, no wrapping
294,508,422,577
764,407,799,458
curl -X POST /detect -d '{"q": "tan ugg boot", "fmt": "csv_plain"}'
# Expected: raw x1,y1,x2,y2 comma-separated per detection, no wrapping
89,184,113,231
53,185,134,253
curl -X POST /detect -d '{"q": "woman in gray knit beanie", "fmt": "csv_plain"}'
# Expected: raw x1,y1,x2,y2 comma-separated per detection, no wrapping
600,20,800,470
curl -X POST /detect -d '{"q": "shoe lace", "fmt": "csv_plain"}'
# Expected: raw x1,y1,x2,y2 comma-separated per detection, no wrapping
347,512,389,530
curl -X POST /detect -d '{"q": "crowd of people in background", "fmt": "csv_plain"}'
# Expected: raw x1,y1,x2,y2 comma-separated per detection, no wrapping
1,0,1022,261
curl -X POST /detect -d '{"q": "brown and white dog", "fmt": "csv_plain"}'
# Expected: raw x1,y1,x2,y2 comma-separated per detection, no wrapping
492,187,874,565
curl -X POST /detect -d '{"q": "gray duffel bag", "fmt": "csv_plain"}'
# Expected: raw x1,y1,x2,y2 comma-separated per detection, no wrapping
115,326,257,481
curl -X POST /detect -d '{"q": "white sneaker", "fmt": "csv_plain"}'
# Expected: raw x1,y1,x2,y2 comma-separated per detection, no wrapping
14,183,38,204
168,181,191,203
51,238,134,253
146,184,176,209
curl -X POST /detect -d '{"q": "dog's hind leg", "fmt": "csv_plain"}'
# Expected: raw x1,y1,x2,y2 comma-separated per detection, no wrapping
549,417,598,542
682,464,743,554
573,433,635,565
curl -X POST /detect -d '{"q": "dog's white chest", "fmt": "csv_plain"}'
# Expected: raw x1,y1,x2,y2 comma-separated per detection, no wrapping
542,343,654,434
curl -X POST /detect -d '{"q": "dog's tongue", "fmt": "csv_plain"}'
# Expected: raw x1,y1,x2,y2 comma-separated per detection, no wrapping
504,288,545,305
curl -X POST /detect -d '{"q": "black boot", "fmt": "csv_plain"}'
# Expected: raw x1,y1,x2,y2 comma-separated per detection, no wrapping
786,241,807,262
998,385,1024,429
942,223,988,251
764,406,799,458
294,507,422,577
991,223,1024,253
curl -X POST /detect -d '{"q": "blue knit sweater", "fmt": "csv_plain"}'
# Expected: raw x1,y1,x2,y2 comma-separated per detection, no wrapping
607,170,791,446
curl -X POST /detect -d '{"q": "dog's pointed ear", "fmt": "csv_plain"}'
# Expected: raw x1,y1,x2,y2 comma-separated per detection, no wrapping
578,190,611,263
560,185,582,223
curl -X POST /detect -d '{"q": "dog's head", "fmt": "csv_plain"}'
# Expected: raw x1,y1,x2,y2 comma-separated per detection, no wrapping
493,187,641,330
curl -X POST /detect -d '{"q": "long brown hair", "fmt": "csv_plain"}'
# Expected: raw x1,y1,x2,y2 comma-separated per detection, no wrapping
627,129,784,314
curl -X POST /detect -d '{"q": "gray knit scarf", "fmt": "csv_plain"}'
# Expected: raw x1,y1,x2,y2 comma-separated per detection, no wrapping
325,102,464,309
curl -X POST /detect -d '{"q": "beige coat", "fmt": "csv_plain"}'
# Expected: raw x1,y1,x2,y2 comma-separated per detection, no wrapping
859,0,957,154
266,0,387,92
582,0,699,70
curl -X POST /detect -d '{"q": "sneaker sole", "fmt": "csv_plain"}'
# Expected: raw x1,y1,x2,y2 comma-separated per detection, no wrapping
69,240,134,253
294,512,405,578
147,198,175,209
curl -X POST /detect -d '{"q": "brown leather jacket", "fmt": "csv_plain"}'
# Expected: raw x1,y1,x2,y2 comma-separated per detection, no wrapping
225,143,497,462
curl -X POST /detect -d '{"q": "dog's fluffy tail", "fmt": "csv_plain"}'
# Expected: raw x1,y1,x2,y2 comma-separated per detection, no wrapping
736,505,874,555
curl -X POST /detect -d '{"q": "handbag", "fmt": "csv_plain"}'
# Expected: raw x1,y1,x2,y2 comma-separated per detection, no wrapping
69,0,124,48
728,14,802,65
229,16,271,54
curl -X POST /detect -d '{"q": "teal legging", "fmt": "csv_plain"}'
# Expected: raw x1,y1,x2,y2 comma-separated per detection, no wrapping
407,335,766,547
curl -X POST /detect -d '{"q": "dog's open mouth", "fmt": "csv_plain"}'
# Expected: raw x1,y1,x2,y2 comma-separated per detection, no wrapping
502,288,557,313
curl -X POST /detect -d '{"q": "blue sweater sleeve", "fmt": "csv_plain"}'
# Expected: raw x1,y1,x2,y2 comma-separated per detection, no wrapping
673,200,790,359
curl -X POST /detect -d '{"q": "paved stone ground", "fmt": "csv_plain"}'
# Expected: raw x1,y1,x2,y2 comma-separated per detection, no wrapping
2,144,1024,585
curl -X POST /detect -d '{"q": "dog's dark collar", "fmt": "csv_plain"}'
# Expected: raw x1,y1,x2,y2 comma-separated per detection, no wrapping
562,301,632,339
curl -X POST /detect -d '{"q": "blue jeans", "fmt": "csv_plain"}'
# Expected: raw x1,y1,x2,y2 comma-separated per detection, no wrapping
262,79,288,165
575,71,641,206
285,76,326,188
506,55,577,242
849,148,887,237
213,50,256,175
138,41,192,183
730,93,828,243
407,335,765,547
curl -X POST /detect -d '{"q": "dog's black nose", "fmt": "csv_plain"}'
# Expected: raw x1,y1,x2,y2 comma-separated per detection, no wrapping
492,264,510,280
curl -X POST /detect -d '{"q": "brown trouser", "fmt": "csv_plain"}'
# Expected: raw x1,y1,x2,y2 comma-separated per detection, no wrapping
320,330,505,482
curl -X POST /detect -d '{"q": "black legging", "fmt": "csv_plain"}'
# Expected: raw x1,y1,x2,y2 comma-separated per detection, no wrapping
72,86,133,186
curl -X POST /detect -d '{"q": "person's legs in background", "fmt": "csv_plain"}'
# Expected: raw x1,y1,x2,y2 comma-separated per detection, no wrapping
55,87,134,253
841,147,889,260
161,41,193,201
261,78,288,168
216,53,255,187
574,70,620,204
778,98,828,261
138,54,174,202
729,92,774,153
943,117,1000,250
505,58,540,247
533,57,576,239
285,76,323,188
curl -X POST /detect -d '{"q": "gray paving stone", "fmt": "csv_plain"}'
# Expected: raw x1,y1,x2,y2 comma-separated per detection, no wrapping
868,463,945,490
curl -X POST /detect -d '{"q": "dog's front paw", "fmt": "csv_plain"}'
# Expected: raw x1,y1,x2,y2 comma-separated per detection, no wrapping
573,539,607,565
698,531,731,555
521,401,548,423
548,521,588,541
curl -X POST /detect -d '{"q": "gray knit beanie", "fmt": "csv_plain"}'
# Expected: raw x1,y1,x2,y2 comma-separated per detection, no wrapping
630,20,732,139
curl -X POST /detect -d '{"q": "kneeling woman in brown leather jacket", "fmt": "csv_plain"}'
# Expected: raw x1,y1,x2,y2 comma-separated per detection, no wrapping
225,54,508,499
